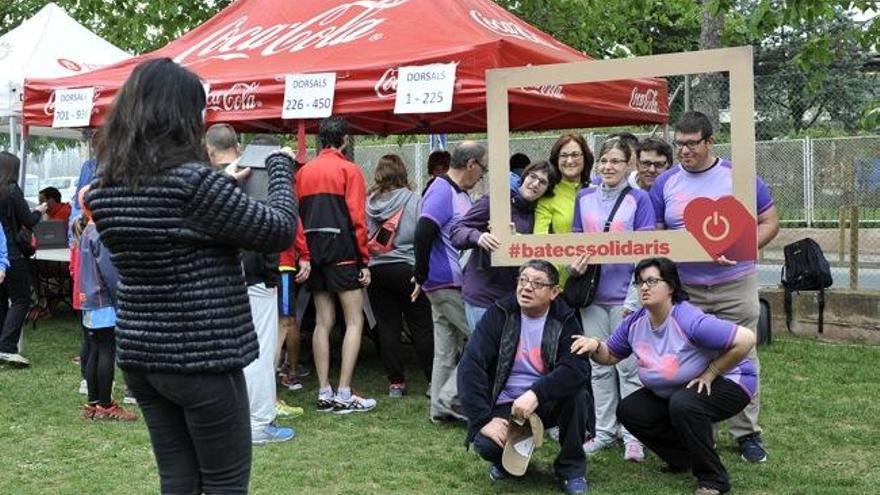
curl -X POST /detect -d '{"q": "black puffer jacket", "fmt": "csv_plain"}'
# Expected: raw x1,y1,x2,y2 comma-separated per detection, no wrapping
87,153,296,374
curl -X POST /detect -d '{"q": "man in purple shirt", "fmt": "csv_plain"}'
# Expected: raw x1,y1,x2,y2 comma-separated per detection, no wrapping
413,141,485,422
459,260,591,495
650,111,780,463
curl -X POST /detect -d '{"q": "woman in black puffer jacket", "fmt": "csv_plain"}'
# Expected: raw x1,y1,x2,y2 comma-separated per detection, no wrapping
87,58,296,494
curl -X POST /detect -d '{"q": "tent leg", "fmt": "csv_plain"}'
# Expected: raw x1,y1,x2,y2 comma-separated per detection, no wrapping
9,116,17,154
19,124,29,190
296,120,307,164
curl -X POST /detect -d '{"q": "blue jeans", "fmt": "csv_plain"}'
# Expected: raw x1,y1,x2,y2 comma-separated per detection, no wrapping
464,302,488,334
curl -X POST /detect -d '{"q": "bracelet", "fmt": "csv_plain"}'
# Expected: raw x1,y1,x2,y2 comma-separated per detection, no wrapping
707,363,721,377
591,338,602,354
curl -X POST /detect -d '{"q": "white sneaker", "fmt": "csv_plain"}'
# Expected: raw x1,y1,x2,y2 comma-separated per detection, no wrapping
79,379,88,395
583,438,614,455
333,394,377,414
0,352,30,367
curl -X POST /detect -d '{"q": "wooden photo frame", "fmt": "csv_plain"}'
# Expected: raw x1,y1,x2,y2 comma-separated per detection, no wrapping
486,46,757,266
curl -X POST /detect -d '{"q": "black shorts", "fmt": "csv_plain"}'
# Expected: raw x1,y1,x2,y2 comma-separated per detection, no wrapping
308,264,360,293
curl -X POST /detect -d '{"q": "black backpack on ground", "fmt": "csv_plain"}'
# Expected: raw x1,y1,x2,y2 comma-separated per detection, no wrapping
781,238,833,334
757,297,771,346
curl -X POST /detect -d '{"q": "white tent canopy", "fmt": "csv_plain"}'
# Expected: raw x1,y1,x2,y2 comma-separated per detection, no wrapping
0,2,130,118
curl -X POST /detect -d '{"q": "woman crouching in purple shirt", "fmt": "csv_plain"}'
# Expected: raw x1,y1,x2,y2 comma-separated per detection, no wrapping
571,257,757,495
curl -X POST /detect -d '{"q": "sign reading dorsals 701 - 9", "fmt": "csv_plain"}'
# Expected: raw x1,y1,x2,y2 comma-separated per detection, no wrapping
52,87,95,128
282,72,337,119
394,63,456,114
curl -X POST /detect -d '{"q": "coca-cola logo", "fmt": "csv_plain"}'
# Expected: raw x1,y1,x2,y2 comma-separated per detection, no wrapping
43,88,103,116
469,10,560,51
374,68,398,99
174,0,408,66
57,58,83,72
206,82,262,112
629,87,659,113
521,84,565,100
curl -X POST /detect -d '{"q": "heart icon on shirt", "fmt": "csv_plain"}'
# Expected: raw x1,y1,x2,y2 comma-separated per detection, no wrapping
683,196,756,261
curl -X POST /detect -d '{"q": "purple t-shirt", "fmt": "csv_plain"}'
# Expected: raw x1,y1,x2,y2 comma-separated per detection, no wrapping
496,312,548,404
420,176,472,292
650,158,774,285
606,301,757,399
572,186,655,305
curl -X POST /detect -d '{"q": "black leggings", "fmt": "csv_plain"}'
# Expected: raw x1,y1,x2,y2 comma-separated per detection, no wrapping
366,262,434,383
80,324,90,379
85,328,116,406
0,257,32,353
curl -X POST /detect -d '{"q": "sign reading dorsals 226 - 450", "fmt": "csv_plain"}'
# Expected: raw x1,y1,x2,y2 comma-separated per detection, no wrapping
282,73,337,119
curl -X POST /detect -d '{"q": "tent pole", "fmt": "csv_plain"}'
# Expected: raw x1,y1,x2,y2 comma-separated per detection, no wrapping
19,124,29,190
296,120,307,164
9,116,17,154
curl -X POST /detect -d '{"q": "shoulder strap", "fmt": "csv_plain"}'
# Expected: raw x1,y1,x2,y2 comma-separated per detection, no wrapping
603,186,632,233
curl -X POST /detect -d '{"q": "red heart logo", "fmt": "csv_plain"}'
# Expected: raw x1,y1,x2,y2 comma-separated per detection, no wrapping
683,196,756,261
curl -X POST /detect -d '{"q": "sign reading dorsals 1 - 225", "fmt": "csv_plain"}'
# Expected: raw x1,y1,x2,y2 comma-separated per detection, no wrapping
52,87,95,128
282,73,336,119
394,63,456,114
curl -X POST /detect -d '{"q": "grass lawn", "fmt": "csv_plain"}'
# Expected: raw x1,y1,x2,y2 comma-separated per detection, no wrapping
2,316,879,494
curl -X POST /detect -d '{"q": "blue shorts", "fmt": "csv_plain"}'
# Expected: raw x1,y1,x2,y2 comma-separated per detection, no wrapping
277,272,299,316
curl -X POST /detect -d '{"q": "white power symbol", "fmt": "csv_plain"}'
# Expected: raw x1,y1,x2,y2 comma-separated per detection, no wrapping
702,211,730,242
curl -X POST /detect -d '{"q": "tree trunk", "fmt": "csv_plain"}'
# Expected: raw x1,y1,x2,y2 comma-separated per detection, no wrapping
692,0,724,132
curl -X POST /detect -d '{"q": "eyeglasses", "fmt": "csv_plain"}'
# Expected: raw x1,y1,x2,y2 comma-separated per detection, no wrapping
472,158,488,176
598,158,627,166
517,276,556,290
673,138,707,151
639,159,669,170
524,172,549,187
558,152,583,160
632,277,666,289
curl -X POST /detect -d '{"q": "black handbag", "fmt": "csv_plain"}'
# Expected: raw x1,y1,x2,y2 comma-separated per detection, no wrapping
563,186,631,308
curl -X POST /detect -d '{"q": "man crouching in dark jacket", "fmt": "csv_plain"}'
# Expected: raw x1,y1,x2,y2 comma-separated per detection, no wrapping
458,259,593,495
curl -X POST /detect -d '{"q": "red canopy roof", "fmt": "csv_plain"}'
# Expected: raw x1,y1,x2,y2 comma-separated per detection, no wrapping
23,0,668,134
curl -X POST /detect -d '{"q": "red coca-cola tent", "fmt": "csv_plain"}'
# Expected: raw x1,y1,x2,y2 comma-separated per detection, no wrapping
23,0,668,134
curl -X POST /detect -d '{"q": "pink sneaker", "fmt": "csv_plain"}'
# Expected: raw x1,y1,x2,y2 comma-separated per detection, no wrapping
624,441,645,463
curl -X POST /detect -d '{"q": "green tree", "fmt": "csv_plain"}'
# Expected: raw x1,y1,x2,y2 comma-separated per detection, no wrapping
1,0,232,53
723,3,876,136
493,0,701,58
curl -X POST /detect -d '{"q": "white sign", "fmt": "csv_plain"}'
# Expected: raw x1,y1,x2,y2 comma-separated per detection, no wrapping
52,87,95,128
282,73,336,119
394,63,456,114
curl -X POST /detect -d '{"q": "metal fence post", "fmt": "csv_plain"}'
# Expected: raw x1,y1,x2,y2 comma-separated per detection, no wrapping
838,206,846,265
850,206,859,290
804,137,813,228
414,141,424,194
